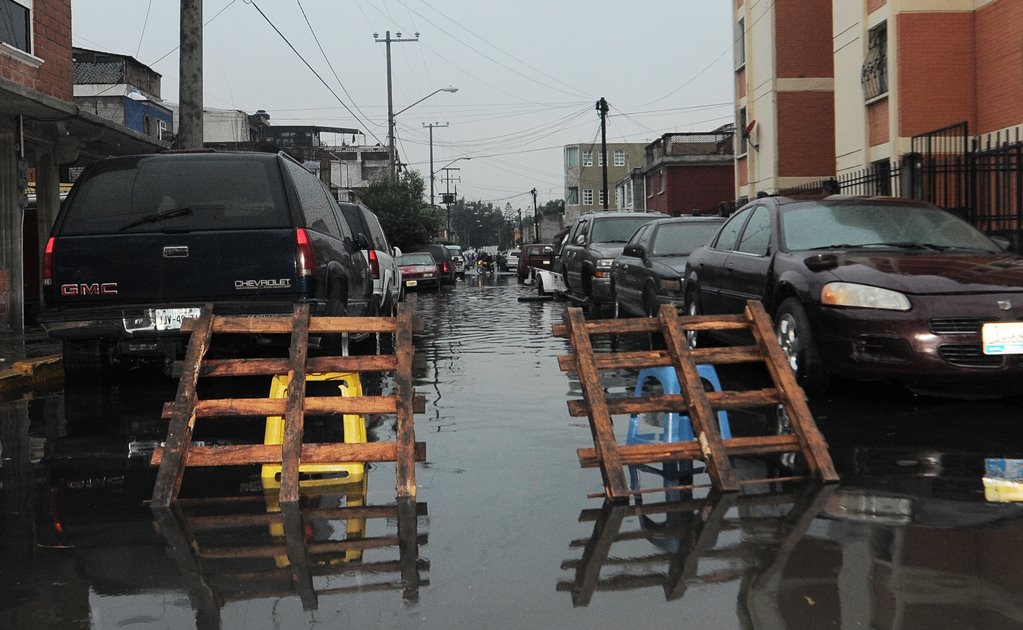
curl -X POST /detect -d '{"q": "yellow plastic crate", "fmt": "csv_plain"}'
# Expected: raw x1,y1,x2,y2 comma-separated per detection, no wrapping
261,372,367,487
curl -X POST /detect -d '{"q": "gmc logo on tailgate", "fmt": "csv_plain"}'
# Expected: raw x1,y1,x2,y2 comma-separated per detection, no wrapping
61,283,118,296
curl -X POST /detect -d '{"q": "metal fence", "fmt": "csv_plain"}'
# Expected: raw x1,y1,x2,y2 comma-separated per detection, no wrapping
770,121,1023,245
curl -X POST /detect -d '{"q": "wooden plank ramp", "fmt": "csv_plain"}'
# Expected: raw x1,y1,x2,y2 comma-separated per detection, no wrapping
553,300,838,500
151,302,425,508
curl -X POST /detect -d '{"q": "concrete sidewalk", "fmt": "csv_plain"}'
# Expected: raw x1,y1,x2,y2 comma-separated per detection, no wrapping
0,326,62,402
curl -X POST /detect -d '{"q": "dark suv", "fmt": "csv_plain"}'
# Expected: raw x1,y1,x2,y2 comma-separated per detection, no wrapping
558,210,664,305
416,244,456,285
40,151,372,377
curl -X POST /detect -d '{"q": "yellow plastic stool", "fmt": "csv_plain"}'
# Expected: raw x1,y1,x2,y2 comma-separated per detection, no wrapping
261,372,367,487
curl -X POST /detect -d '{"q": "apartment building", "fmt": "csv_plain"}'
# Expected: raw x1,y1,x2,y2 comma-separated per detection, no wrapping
735,0,1023,200
563,142,645,221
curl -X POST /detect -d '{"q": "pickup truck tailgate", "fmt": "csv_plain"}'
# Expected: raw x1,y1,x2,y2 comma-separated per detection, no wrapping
50,229,301,306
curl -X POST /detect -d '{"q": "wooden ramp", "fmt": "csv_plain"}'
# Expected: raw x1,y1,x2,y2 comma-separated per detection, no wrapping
553,301,838,500
153,488,428,619
151,302,425,508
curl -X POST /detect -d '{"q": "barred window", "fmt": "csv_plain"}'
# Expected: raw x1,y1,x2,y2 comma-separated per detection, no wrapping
582,149,593,167
583,189,594,205
862,23,888,101
613,149,626,167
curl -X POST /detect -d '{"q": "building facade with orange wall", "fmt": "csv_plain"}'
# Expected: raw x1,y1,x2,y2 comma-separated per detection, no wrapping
736,0,1023,198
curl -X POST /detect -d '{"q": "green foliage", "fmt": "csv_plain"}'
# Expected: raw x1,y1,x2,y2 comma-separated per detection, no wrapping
541,199,565,216
359,170,442,250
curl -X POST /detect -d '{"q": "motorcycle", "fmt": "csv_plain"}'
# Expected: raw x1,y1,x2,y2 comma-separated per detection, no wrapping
476,258,494,276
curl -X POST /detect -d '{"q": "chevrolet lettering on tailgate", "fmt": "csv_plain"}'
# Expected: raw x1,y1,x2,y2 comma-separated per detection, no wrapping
234,279,292,290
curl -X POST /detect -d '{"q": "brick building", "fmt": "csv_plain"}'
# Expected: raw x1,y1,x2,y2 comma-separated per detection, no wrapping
734,0,1022,199
0,1,166,331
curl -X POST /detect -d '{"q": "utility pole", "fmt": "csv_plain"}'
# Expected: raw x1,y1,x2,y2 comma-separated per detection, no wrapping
440,166,460,239
596,97,609,210
424,122,448,207
517,208,523,246
531,187,539,241
374,30,419,177
179,0,203,148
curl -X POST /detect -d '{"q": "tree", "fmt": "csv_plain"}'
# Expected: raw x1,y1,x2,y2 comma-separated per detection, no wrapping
359,170,442,250
541,199,565,216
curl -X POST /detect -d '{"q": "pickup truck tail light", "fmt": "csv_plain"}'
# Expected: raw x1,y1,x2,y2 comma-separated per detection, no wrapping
42,237,55,287
295,228,314,277
368,248,380,279
443,261,449,273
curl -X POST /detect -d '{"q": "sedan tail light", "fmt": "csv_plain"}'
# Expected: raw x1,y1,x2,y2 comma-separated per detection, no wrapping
295,228,314,277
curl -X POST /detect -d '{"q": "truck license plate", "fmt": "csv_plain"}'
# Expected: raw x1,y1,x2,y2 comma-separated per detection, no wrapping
155,307,201,331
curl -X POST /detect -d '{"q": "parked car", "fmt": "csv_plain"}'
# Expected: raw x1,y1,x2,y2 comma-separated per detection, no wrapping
445,244,466,279
418,243,457,285
504,249,520,272
338,201,402,315
610,216,724,317
683,195,1023,393
559,210,665,306
38,151,372,378
396,252,440,291
517,242,556,281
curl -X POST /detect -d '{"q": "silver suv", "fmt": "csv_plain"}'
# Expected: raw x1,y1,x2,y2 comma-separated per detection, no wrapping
338,202,402,315
559,210,664,305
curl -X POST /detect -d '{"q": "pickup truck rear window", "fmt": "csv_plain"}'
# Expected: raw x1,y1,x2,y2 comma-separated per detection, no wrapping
59,155,291,235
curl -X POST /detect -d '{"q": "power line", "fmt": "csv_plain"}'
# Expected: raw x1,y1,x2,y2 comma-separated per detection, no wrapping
244,0,383,144
296,0,379,130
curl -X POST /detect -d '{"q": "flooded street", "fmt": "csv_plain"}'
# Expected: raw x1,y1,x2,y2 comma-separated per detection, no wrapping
5,273,1023,629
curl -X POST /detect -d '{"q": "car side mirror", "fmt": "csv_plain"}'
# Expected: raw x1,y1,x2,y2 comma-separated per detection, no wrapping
991,235,1012,251
623,244,645,258
574,234,586,245
393,245,402,257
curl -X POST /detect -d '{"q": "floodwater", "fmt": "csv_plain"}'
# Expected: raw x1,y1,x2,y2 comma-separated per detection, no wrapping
4,272,1023,629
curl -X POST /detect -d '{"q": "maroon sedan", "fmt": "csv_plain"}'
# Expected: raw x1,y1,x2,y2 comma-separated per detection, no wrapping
684,196,1023,394
397,252,440,291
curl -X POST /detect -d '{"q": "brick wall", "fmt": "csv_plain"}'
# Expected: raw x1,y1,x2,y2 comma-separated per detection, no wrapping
868,98,889,148
975,0,1023,133
777,91,835,177
665,165,735,215
775,0,833,79
867,0,886,15
897,12,976,137
0,0,73,102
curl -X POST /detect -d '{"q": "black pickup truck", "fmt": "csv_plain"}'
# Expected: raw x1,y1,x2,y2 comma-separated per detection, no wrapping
39,150,371,377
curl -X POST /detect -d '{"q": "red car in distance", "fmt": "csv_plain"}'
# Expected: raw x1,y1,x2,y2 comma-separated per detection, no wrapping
397,252,440,291
517,242,556,282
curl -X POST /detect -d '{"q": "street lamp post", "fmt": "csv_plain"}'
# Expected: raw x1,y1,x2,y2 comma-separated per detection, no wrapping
388,86,458,178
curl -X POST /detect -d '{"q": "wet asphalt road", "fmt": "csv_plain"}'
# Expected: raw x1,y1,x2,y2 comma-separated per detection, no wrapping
4,271,1023,629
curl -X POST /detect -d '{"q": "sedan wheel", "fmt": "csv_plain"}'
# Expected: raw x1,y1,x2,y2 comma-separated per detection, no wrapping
774,297,829,389
684,291,701,348
642,284,659,318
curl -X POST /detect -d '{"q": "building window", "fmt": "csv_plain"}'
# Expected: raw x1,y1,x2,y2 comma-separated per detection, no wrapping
872,159,892,196
613,149,626,167
734,17,745,69
566,186,579,205
0,0,31,54
583,189,594,205
582,149,593,167
598,190,606,206
737,107,748,155
862,22,887,101
566,146,579,167
659,171,665,194
598,151,604,167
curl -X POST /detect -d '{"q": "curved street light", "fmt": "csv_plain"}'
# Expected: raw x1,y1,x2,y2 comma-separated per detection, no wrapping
389,86,458,175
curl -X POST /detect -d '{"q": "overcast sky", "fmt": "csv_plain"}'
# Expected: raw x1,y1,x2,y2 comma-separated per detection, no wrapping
72,0,734,210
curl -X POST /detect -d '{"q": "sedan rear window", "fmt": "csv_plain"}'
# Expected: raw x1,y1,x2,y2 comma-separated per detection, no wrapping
399,254,435,266
60,155,290,235
590,216,656,243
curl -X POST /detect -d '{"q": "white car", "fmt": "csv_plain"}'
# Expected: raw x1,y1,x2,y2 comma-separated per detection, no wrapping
339,202,402,315
504,249,520,271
